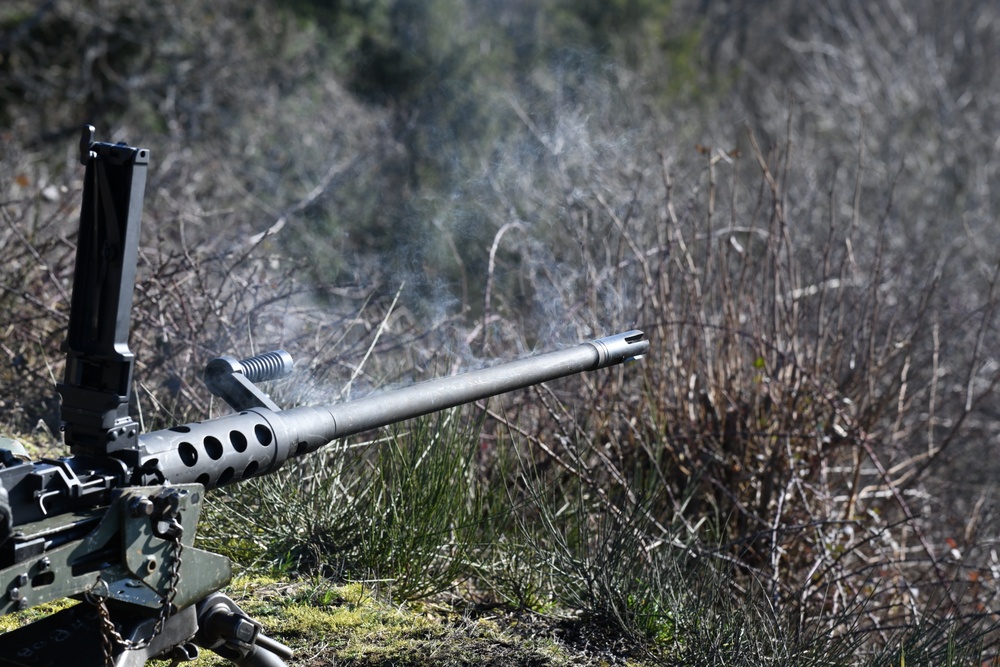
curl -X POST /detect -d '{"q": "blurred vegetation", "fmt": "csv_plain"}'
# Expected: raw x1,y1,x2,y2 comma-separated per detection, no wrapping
4,0,1000,664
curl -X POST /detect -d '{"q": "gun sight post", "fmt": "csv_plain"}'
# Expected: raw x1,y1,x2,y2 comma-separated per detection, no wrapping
58,126,148,457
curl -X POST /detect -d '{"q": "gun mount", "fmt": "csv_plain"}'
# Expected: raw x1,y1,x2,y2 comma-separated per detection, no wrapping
0,128,649,667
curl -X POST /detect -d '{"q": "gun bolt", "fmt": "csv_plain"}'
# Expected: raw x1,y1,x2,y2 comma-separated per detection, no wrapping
130,496,155,517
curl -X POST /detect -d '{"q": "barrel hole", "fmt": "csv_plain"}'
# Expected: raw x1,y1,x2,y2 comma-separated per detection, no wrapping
242,461,259,479
196,473,211,486
217,467,235,486
230,430,248,453
33,572,54,587
179,442,198,467
204,435,224,460
170,426,192,434
254,424,273,446
295,441,308,456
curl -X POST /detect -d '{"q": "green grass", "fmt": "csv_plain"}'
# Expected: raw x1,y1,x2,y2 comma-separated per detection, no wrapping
142,576,654,667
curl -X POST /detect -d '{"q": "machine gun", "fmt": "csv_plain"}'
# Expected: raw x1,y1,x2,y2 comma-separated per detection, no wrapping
0,128,649,667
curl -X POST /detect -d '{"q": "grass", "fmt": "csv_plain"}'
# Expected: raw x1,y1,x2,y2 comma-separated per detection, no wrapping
139,576,654,667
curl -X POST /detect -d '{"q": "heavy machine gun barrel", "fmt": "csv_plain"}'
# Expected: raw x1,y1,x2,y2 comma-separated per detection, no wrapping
136,330,647,491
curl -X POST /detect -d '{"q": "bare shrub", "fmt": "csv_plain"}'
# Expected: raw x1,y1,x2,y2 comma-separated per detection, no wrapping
440,56,1000,652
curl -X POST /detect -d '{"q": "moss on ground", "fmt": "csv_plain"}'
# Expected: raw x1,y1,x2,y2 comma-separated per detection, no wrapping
135,576,654,666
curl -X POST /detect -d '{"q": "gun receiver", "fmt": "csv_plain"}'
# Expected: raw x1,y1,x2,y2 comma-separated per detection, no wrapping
0,129,648,667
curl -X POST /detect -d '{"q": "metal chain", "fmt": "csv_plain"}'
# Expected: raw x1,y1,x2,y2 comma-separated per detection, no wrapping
85,534,185,667
86,578,115,667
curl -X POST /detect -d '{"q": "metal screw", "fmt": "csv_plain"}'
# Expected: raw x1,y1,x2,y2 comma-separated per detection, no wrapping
14,573,27,587
9,587,20,600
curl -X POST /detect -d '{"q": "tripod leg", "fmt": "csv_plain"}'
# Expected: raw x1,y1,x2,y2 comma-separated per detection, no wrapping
194,593,293,667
